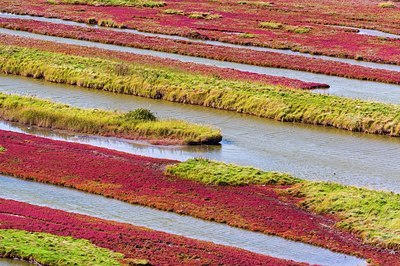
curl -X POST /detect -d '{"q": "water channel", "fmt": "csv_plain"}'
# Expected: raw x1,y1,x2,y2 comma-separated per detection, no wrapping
1,27,400,104
1,74,399,193
1,12,399,72
0,175,367,266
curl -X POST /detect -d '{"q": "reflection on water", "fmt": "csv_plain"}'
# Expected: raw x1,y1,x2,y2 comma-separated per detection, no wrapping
0,12,399,72
0,27,400,104
0,175,367,266
0,74,400,192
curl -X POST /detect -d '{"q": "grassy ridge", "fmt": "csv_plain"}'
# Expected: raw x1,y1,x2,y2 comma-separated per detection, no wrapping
0,229,124,265
167,159,400,250
0,93,222,145
1,45,400,136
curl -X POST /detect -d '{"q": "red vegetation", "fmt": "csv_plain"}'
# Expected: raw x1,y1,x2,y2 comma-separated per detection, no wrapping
0,198,302,265
0,130,399,265
1,17,400,86
0,0,399,65
0,34,327,90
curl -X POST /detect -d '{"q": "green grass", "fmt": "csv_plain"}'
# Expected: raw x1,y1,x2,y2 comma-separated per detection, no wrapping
167,159,400,249
290,182,400,249
0,93,222,145
0,229,123,265
1,45,400,137
56,0,166,7
166,158,300,186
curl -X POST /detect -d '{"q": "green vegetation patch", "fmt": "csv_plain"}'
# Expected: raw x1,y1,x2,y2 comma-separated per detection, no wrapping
289,182,400,249
55,0,166,8
259,21,283,29
0,93,222,145
1,45,400,137
0,146,6,153
188,12,222,20
166,158,299,186
259,22,312,33
0,229,123,265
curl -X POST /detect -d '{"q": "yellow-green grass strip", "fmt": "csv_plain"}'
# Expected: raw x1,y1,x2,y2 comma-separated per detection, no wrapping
0,229,124,265
167,158,400,249
1,45,400,137
0,93,222,145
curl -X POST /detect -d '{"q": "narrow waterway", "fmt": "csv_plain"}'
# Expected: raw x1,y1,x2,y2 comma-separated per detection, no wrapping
0,175,367,266
0,12,399,72
0,28,400,104
1,74,399,193
332,25,400,39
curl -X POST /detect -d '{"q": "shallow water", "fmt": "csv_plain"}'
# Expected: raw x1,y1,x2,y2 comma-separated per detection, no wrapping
0,175,367,266
333,25,400,39
0,28,400,104
0,12,399,72
0,259,30,266
1,74,400,193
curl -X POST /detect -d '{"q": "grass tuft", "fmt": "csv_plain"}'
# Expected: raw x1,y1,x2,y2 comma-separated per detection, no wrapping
166,158,299,186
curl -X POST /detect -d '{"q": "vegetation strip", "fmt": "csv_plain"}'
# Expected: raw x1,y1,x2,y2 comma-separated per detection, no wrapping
0,230,125,265
0,0,399,65
1,45,400,137
1,17,400,85
0,200,296,265
0,130,398,265
0,33,326,90
167,159,400,250
0,93,221,145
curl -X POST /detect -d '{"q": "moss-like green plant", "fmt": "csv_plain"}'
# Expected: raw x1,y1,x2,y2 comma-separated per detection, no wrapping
0,146,6,153
0,93,222,145
166,158,299,186
1,45,400,137
0,229,124,265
